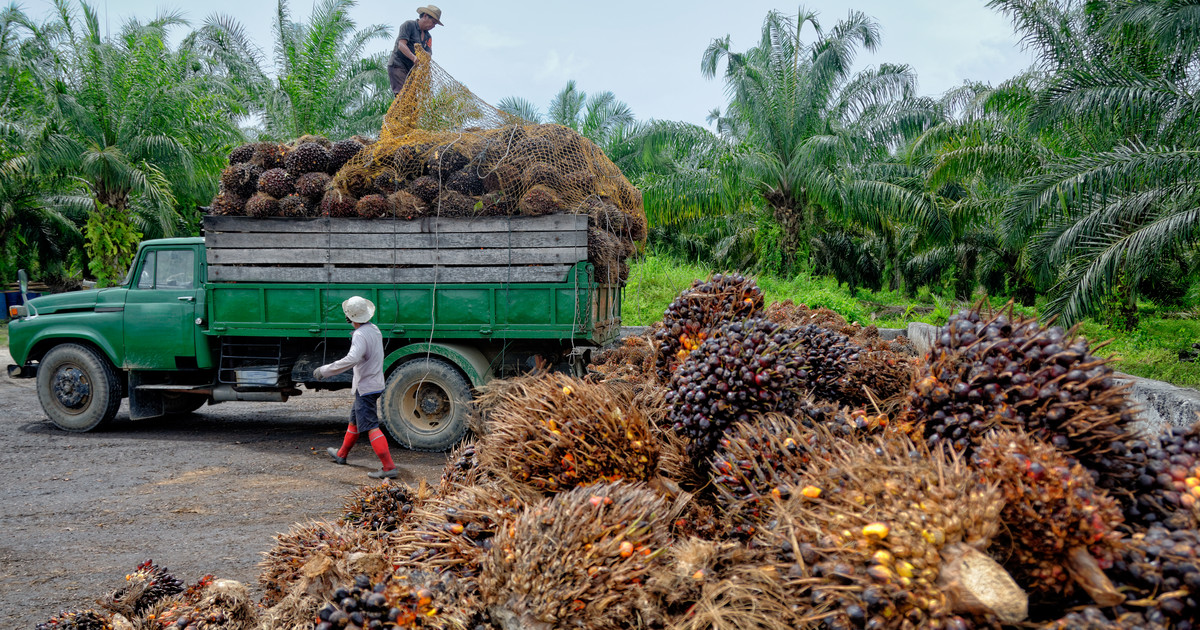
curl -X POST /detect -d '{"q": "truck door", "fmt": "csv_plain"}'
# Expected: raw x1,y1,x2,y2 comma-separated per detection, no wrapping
123,247,199,369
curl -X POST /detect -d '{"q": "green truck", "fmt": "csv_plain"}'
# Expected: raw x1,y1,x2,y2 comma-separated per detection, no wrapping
6,215,621,451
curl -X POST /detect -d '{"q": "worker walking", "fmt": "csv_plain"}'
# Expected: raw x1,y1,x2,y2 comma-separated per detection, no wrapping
388,5,443,96
313,296,398,479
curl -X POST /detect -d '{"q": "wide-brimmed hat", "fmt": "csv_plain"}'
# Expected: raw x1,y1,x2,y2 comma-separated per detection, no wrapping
342,296,376,323
417,5,443,25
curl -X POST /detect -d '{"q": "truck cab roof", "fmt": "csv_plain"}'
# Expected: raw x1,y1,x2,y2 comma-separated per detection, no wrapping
141,237,205,247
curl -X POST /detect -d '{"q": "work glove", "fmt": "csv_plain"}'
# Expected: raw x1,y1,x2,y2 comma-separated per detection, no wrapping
313,366,327,380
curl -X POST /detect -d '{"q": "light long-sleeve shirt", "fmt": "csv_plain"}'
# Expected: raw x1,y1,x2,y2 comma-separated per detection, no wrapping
319,322,385,394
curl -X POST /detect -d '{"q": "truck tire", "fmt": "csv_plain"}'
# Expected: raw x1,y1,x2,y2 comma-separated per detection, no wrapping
36,343,123,432
380,358,472,452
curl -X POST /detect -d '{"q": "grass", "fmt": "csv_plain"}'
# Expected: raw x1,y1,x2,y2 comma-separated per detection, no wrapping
622,254,1200,388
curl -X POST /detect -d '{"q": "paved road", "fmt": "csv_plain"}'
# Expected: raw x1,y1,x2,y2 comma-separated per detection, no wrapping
0,345,446,625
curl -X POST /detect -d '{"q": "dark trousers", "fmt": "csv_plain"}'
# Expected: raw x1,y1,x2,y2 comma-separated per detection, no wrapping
388,64,411,95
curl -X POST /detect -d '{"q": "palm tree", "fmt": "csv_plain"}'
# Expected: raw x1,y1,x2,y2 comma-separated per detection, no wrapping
16,1,241,283
498,80,635,148
197,0,393,140
700,7,942,274
990,0,1200,326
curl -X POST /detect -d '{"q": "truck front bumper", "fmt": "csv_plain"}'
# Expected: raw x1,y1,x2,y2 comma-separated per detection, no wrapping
7,363,37,379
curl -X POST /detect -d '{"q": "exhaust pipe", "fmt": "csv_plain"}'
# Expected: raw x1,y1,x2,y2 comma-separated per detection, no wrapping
211,385,299,402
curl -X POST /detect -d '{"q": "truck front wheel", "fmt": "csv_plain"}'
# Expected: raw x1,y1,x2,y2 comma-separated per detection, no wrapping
36,343,123,432
380,358,472,452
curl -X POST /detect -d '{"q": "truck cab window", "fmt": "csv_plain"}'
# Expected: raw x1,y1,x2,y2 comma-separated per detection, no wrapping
156,250,195,289
137,252,157,289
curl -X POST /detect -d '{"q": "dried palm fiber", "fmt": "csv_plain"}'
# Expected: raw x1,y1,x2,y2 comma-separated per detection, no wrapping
837,345,918,411
101,560,185,617
646,538,811,630
35,610,113,630
294,172,332,199
245,193,279,218
752,427,1025,629
319,190,357,218
310,572,467,630
249,142,287,170
296,134,331,148
388,190,425,219
478,481,675,630
342,481,422,533
219,163,262,198
388,482,532,582
210,191,246,216
469,371,549,437
1123,424,1200,530
140,578,258,630
277,194,311,218
901,306,1139,489
257,520,387,607
257,168,295,198
654,273,765,380
1100,524,1200,629
667,317,816,470
972,431,1126,606
355,194,391,218
475,373,662,494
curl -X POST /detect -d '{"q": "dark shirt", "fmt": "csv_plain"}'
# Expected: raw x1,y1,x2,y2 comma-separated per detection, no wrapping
389,19,432,70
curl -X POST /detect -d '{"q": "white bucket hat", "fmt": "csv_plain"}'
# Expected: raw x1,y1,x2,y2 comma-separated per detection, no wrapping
342,296,376,323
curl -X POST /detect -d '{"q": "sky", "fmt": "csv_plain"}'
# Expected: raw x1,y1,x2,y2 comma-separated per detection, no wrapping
28,0,1039,127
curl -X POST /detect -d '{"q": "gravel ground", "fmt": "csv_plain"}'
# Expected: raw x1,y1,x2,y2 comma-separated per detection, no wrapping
0,344,447,625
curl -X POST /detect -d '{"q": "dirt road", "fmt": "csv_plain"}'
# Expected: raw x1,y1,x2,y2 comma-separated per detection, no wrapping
0,345,447,625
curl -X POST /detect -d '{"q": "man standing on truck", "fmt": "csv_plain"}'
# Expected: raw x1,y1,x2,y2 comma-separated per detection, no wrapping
313,296,399,479
388,5,442,96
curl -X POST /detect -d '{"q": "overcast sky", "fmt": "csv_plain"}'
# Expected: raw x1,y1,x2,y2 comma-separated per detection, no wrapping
27,0,1038,127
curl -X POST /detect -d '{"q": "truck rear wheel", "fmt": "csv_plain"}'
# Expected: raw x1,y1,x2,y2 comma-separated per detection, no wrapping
36,343,123,432
380,358,472,452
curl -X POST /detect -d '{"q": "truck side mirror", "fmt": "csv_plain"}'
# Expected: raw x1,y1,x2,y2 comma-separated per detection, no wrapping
18,269,28,296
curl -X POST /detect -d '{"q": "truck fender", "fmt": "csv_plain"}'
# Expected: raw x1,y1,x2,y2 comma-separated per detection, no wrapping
383,343,493,388
26,330,123,374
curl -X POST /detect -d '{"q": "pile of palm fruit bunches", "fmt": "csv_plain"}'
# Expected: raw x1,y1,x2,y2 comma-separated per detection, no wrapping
39,274,1200,630
209,125,646,284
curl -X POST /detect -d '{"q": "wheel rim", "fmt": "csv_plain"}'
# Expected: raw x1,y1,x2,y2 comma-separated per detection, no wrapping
399,379,452,433
51,363,92,412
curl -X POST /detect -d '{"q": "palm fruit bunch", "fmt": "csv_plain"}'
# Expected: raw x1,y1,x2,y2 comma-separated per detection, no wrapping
228,143,255,164
790,324,864,403
972,431,1126,606
753,430,1025,629
478,482,673,630
249,142,287,170
762,299,857,336
838,344,917,409
903,308,1138,480
101,559,185,617
257,168,295,198
1101,524,1200,629
219,163,262,198
1126,424,1200,530
244,193,279,218
285,142,331,177
35,610,113,630
666,317,807,468
433,189,474,216
355,194,391,218
295,172,332,200
342,483,419,532
709,410,849,529
476,373,660,494
313,574,447,630
328,138,364,173
209,191,246,216
407,175,440,204
425,146,469,177
373,171,403,195
388,484,527,580
439,441,483,493
146,578,259,630
653,273,765,380
586,332,661,386
320,190,358,218
1041,607,1170,630
277,194,311,218
258,521,385,607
